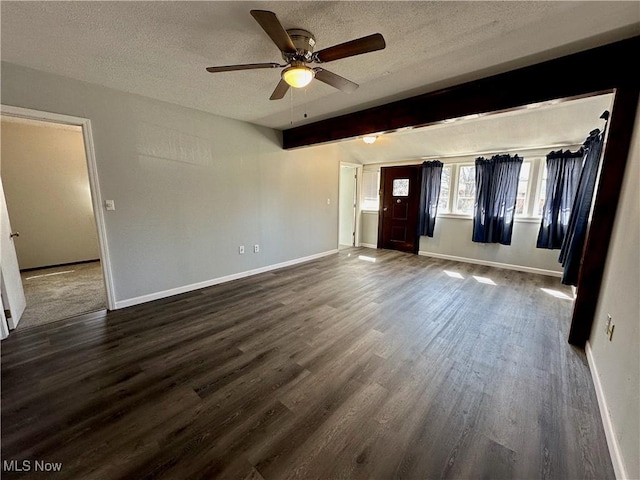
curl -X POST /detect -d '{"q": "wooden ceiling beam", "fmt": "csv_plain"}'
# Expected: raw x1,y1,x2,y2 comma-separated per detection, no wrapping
282,36,639,149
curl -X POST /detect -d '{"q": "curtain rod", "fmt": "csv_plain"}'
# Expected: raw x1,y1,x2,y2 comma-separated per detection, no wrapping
363,142,584,169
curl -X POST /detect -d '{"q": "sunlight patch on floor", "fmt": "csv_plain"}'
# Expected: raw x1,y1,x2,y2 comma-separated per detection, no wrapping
473,276,496,285
443,270,464,279
541,288,573,300
25,270,74,280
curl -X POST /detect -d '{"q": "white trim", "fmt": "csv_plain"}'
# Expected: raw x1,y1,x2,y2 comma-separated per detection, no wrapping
115,249,338,309
0,104,117,311
359,243,377,249
418,250,562,277
585,341,628,480
339,162,363,248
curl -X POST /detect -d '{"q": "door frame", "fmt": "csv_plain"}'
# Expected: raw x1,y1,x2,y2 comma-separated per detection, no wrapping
338,162,363,248
1,104,116,311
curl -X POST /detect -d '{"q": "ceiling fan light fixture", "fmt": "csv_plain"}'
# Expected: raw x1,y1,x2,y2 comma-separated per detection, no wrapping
363,135,377,144
282,64,314,88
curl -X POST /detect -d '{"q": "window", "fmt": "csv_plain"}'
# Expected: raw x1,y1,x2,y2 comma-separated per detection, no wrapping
537,164,548,215
438,165,451,212
362,170,380,210
456,165,475,214
392,178,409,196
515,162,531,215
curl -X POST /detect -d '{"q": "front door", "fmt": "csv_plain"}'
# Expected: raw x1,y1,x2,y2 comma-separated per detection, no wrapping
378,165,420,253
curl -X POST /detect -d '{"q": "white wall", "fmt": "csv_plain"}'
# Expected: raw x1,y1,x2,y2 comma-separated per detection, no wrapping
1,120,100,269
1,62,341,305
589,100,640,480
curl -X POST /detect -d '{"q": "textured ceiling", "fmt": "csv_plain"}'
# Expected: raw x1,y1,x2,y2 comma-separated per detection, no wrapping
1,1,638,131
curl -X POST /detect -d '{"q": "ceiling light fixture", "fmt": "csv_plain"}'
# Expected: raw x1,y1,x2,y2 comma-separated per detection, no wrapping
362,135,377,144
282,62,314,88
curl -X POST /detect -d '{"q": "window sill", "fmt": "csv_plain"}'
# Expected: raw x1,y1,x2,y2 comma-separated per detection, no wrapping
514,216,543,224
361,209,379,214
438,213,473,219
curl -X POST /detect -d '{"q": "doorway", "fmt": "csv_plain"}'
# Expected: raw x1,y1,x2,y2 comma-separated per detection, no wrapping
338,163,359,248
0,106,115,333
377,165,421,253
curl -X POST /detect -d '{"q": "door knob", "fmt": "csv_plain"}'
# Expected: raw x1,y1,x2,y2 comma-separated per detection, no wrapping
9,232,19,238
383,207,388,211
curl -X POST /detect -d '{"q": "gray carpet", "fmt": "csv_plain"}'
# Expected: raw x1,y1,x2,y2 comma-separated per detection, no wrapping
17,261,106,330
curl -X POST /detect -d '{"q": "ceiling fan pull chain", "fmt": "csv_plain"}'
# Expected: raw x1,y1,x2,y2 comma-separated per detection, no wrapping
290,87,294,125
304,87,308,119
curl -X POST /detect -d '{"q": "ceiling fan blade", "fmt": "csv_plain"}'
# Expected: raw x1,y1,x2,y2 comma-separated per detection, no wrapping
314,68,359,93
250,10,296,54
315,33,386,63
206,62,281,73
270,79,290,100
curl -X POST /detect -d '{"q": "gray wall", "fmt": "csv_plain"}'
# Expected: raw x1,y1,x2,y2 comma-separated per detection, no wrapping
360,211,379,247
360,211,562,274
1,120,100,269
1,62,341,304
590,100,640,480
419,217,562,273
361,213,561,273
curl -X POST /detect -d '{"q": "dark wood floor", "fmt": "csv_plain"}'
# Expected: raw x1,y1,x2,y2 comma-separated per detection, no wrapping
1,248,613,479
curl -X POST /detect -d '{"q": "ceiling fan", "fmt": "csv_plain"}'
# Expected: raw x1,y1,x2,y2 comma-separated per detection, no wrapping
206,10,386,100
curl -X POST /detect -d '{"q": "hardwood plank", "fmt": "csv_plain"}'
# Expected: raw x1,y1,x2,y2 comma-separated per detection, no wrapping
0,248,614,479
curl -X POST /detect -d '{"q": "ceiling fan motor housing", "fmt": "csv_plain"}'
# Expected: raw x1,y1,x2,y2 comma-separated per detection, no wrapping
283,29,316,63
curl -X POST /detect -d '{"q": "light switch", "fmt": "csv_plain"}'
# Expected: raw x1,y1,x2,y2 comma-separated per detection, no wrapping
105,200,115,211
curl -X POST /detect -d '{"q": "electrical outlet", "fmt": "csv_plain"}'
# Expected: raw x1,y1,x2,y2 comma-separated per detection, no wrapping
605,314,615,341
254,244,259,253
239,245,245,254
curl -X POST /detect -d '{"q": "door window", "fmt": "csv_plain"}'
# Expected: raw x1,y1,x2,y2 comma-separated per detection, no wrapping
392,178,409,197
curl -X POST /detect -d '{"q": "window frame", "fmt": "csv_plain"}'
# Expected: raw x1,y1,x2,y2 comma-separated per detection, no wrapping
533,159,548,217
361,170,380,211
435,157,548,221
437,164,452,213
454,163,476,216
514,160,533,217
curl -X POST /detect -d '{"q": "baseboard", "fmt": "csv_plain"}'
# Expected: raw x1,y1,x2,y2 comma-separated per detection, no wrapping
585,341,628,480
115,249,338,309
417,250,562,277
20,258,101,273
358,243,377,249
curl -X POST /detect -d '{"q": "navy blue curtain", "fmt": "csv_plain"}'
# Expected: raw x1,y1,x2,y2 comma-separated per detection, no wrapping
536,149,584,249
418,161,443,237
559,127,606,285
472,154,523,245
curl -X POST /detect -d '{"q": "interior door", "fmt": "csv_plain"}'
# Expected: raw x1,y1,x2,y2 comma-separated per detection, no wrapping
378,165,420,253
0,281,9,339
0,177,26,330
339,165,357,246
